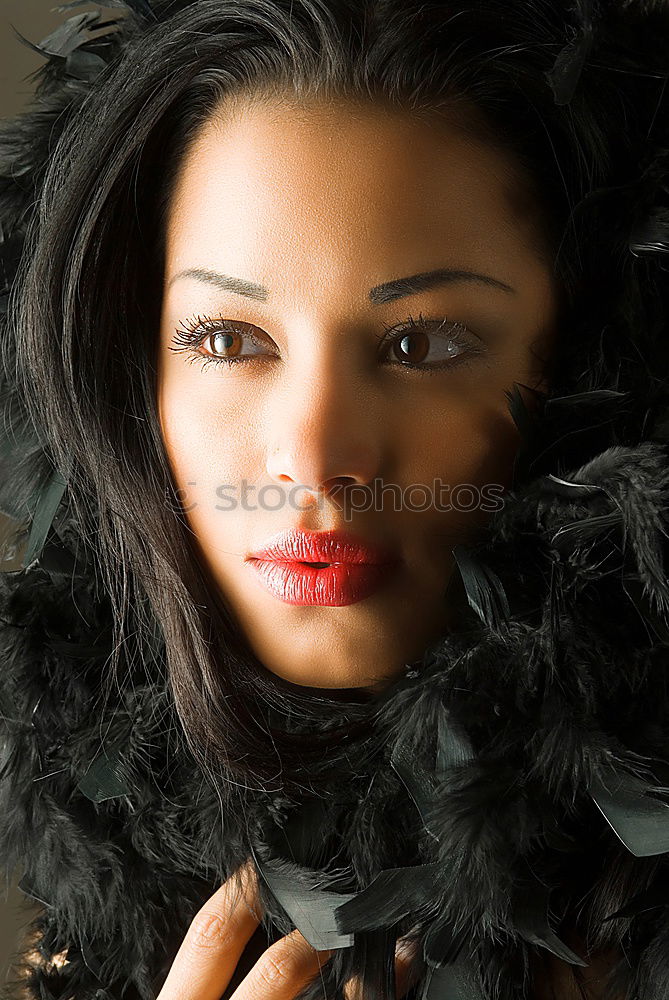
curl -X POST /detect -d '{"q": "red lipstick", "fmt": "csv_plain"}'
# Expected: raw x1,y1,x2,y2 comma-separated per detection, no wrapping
245,528,400,606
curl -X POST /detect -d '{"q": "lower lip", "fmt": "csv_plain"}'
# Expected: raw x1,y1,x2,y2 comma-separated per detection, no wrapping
247,558,398,606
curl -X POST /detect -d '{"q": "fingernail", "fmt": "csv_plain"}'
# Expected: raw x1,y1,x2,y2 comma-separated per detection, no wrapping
395,936,418,961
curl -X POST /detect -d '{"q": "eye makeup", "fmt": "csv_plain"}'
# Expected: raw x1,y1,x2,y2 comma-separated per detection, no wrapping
168,310,490,377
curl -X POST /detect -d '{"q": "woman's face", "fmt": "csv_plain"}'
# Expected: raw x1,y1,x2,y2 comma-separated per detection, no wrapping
157,94,560,690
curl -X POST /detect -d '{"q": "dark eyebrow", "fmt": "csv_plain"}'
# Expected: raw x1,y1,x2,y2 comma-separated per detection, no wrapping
368,268,516,303
167,266,516,303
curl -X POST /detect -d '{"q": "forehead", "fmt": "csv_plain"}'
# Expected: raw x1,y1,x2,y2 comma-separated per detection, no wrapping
162,95,550,292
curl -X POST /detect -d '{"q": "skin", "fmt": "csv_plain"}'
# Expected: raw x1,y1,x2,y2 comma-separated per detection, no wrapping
157,93,561,691
156,859,420,1000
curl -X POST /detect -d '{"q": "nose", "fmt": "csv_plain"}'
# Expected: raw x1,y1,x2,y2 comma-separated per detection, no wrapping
265,365,382,498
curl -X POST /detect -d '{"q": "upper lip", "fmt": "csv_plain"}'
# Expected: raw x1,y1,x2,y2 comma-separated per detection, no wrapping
246,529,399,565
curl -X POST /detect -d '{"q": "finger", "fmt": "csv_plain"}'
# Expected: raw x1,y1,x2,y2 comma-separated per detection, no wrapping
341,934,422,1000
231,926,333,1000
158,859,264,1000
394,933,422,999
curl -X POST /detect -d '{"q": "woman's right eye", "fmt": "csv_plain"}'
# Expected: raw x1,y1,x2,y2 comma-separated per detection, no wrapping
169,316,277,370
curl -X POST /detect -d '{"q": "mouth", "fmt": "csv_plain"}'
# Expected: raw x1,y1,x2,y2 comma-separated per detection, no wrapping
251,558,385,568
247,556,399,606
254,559,336,569
246,528,399,567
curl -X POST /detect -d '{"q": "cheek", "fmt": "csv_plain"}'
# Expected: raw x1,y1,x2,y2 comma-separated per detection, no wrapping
158,375,262,527
157,376,200,481
396,387,521,494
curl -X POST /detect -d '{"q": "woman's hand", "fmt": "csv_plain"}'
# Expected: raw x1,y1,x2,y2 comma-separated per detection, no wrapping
157,859,420,1000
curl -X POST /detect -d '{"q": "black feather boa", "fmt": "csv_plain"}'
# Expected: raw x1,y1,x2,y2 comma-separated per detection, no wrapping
3,3,669,1000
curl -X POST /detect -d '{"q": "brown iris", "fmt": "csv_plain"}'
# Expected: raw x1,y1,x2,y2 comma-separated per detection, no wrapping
394,331,429,365
212,331,240,358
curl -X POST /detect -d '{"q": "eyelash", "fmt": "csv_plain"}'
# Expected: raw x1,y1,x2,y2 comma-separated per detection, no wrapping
168,311,487,376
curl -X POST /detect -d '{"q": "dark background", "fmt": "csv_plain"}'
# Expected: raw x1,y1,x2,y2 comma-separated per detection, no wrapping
0,1,101,986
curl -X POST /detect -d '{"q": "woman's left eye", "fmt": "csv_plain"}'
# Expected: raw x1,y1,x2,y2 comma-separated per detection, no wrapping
168,311,487,375
378,313,487,374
